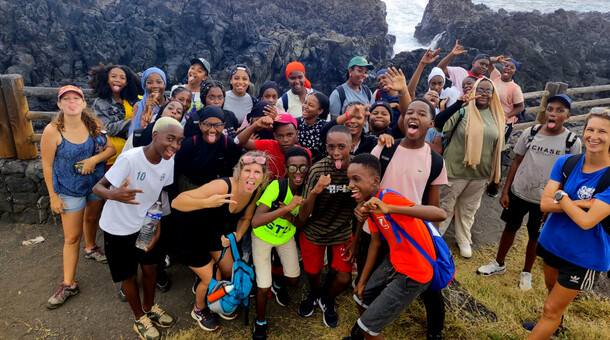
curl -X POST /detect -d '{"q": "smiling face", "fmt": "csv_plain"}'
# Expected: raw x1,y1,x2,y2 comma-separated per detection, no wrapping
230,70,250,96
423,90,440,108
471,58,490,76
108,67,127,95
326,131,353,170
348,163,379,203
286,155,308,187
288,70,305,94
161,101,184,122
205,86,225,107
188,63,207,85
200,117,224,144
349,66,368,86
404,100,434,141
583,116,610,154
57,92,86,116
152,125,183,160
369,106,391,132
475,80,494,108
428,75,444,95
500,62,517,81
172,90,192,113
544,100,570,132
302,94,322,120
462,77,476,94
376,73,392,92
345,105,366,136
239,163,265,193
145,73,165,96
274,123,298,154
261,88,279,105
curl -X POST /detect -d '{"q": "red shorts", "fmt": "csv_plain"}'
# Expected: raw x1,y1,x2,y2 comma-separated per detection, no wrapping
300,233,353,274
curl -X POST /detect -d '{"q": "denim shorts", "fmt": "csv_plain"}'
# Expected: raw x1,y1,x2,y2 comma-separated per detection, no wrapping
57,192,101,213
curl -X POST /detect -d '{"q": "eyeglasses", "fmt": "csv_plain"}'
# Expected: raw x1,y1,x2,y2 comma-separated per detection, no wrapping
241,155,266,166
476,88,494,95
206,95,224,102
200,122,224,130
286,165,309,174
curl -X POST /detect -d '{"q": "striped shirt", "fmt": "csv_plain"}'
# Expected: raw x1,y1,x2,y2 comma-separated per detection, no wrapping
302,156,356,245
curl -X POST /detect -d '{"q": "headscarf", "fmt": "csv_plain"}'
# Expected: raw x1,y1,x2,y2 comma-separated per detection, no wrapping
257,81,281,99
463,77,505,184
197,105,225,123
427,67,459,106
246,100,271,123
129,67,167,135
285,62,311,89
507,59,519,72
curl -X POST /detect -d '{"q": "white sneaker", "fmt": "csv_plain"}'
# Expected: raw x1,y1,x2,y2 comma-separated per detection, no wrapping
476,260,506,276
458,243,472,258
519,271,533,291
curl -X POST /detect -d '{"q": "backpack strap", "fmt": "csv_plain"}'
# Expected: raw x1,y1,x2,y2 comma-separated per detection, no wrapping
281,92,289,111
270,178,289,211
561,154,584,185
362,84,372,102
379,139,402,179
336,86,346,113
525,124,543,150
422,149,444,205
564,131,577,154
442,108,465,152
595,168,610,234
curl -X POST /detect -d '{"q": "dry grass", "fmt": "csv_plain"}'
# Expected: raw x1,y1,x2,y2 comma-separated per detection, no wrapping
165,232,610,340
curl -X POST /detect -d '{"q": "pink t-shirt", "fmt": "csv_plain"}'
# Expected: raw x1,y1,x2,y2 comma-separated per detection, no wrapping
491,68,523,124
371,143,448,205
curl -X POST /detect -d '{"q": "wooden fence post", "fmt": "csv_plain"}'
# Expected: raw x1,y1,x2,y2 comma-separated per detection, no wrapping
535,82,559,124
0,79,17,158
0,74,38,159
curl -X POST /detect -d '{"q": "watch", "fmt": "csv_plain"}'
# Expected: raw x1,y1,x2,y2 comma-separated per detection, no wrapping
554,191,568,203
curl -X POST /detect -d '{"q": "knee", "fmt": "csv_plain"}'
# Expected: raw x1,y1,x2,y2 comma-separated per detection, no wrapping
258,287,271,294
64,234,82,245
286,276,299,286
541,301,563,320
336,272,352,287
503,223,520,233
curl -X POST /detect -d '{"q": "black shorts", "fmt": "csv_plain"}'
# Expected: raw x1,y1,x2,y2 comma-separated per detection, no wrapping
104,231,164,283
500,189,543,238
537,244,600,291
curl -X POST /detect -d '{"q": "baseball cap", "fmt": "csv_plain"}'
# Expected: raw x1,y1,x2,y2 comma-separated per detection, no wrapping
190,58,211,75
273,112,298,130
370,100,393,114
547,94,572,110
348,56,374,70
58,85,84,100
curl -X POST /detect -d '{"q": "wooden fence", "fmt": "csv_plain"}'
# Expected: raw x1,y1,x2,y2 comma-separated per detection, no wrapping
0,73,609,159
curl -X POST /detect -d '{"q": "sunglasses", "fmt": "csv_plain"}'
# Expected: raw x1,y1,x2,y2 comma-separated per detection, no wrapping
200,122,225,130
286,165,309,174
241,155,266,166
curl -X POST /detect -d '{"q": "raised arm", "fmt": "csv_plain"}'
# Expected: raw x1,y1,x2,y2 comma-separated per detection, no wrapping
437,40,467,77
385,67,412,118
235,116,273,150
171,179,236,212
408,48,441,99
363,197,447,222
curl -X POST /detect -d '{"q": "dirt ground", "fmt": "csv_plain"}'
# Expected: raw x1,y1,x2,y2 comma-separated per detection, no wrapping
0,192,607,340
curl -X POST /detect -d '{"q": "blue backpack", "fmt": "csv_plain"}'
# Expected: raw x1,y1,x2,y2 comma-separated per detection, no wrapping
376,189,456,290
207,233,255,317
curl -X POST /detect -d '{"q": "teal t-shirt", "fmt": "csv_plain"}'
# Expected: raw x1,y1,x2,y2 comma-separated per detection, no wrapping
254,180,299,245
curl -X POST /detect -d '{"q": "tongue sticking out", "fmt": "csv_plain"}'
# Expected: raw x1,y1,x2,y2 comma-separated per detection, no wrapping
113,85,120,92
408,126,418,135
207,135,217,143
351,192,359,198
548,122,556,129
245,182,255,191
334,159,343,170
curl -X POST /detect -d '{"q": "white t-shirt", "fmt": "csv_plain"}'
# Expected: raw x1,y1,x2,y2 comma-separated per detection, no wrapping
99,147,174,236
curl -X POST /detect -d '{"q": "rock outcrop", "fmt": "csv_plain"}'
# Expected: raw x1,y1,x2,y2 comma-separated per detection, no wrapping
0,0,392,94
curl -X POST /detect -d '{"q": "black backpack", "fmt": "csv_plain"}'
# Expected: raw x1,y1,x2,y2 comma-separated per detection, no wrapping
379,139,444,205
336,84,372,111
441,108,465,152
526,124,578,154
269,178,289,211
561,154,610,234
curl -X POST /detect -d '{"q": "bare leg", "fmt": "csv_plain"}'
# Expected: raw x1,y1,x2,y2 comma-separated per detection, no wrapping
190,261,215,309
141,263,157,312
256,287,271,322
82,200,103,250
495,224,520,264
60,210,85,285
122,274,144,319
527,284,579,340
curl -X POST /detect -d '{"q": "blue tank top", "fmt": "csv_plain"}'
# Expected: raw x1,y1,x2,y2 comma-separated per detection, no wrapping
52,133,105,197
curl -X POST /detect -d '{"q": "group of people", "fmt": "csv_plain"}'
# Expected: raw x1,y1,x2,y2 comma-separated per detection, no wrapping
40,40,610,340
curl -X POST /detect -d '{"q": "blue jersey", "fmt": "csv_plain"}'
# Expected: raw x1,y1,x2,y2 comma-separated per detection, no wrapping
538,155,610,272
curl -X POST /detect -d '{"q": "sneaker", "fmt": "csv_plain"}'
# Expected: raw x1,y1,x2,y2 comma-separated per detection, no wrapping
84,246,107,263
458,243,472,258
218,310,239,321
191,306,219,332
164,255,171,268
476,260,506,276
427,332,444,340
118,286,127,302
147,304,175,328
271,283,290,307
318,296,339,328
47,282,79,309
156,271,171,293
522,321,566,338
133,314,160,340
297,292,318,317
519,271,533,291
252,321,268,340
192,276,202,295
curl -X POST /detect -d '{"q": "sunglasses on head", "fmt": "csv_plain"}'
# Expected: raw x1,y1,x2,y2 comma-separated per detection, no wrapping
241,155,266,166
286,165,310,174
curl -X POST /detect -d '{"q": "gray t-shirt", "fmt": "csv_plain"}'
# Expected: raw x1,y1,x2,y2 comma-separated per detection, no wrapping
511,127,582,204
224,90,253,124
329,83,374,118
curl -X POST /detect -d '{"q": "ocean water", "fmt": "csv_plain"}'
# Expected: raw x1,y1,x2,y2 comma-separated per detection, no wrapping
383,0,610,53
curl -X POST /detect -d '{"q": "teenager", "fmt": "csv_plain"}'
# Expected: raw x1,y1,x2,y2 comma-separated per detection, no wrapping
437,40,490,95
345,153,447,340
171,151,267,332
298,92,329,163
329,57,375,119
93,117,182,340
171,58,211,119
89,63,141,166
130,67,169,135
488,56,524,142
524,109,610,339
42,86,116,309
224,64,256,124
250,147,310,339
477,94,581,290
368,101,393,136
183,81,240,139
277,61,315,117
258,81,281,106
170,87,193,122
125,101,184,151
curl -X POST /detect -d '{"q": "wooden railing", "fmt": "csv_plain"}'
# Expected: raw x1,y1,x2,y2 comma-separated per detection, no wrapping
0,73,609,159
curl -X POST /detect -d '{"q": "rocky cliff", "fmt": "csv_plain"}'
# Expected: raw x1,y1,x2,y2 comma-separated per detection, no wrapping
0,0,392,94
390,0,610,94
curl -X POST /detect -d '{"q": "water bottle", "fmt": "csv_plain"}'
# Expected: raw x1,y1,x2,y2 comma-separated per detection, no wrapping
94,130,107,155
135,201,162,250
